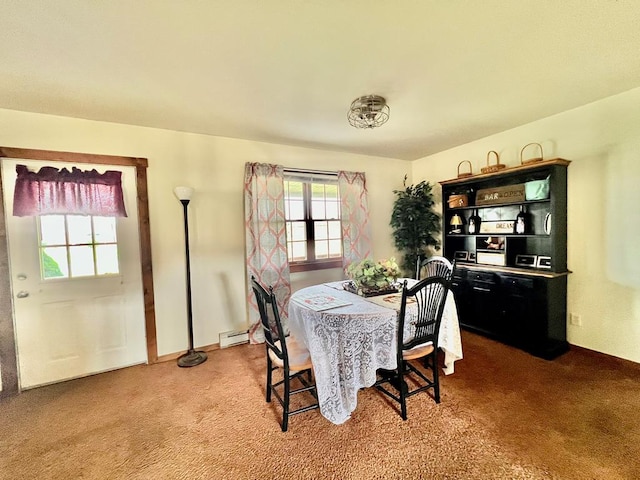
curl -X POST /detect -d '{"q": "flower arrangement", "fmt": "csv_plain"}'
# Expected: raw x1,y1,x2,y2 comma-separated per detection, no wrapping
345,257,401,295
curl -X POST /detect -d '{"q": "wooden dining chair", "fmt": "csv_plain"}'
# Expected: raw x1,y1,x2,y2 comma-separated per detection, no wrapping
416,255,456,281
250,276,318,432
375,276,450,420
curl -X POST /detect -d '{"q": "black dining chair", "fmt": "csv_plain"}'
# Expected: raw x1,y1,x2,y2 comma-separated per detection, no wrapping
416,255,456,281
250,276,318,432
374,276,450,420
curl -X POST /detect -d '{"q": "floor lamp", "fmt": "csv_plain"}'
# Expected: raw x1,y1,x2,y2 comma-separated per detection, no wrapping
174,186,207,368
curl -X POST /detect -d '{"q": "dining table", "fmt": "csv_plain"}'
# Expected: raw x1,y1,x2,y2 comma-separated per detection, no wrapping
287,279,462,425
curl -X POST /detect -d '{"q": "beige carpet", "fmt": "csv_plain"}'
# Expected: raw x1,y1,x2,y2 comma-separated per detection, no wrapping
1,331,639,479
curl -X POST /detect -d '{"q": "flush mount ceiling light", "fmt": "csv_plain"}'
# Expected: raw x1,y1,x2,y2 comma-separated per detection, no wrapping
347,95,390,129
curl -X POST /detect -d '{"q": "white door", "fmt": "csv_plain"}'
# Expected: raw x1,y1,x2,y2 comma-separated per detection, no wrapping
2,158,147,389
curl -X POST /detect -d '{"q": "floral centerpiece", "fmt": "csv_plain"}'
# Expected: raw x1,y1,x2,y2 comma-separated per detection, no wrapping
345,257,402,297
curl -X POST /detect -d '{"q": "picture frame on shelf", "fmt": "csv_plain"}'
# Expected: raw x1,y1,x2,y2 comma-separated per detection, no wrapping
536,256,552,269
454,251,469,261
515,254,538,268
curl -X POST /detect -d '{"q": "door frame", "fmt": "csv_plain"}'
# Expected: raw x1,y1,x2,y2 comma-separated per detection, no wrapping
0,147,158,398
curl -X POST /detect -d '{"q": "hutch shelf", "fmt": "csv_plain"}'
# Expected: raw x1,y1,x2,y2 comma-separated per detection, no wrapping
440,159,570,360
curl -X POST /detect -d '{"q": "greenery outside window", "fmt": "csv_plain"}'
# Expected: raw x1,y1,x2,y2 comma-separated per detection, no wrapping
284,171,342,272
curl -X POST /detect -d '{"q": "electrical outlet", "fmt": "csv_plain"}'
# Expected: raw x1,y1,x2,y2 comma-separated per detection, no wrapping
569,313,582,326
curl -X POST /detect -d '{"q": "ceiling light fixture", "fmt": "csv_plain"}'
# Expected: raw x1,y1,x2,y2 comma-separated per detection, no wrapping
347,95,390,129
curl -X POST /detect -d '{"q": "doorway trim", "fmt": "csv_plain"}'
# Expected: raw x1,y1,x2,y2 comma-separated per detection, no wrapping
0,147,158,398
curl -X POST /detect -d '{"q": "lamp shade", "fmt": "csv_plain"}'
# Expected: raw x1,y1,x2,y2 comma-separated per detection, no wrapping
174,186,194,201
450,214,463,226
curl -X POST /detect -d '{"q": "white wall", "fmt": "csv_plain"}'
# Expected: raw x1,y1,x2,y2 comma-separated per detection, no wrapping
0,108,408,357
412,86,640,364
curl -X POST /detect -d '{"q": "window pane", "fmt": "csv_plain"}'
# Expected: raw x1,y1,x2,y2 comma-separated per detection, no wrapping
93,217,117,244
315,240,328,259
311,200,325,219
41,247,68,279
328,220,341,238
285,181,304,201
40,215,66,246
325,184,338,200
67,216,92,245
291,242,306,261
326,201,340,220
290,222,306,241
328,239,342,257
283,177,344,266
95,244,119,274
288,200,304,220
69,246,95,277
311,183,325,199
315,221,328,240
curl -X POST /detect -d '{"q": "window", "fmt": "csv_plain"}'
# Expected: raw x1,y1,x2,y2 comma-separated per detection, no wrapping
284,172,342,272
38,215,120,279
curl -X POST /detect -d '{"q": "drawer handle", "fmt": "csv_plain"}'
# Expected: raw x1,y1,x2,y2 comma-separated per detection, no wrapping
472,286,491,293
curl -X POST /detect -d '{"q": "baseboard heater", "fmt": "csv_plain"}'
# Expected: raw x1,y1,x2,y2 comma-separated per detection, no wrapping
219,329,249,348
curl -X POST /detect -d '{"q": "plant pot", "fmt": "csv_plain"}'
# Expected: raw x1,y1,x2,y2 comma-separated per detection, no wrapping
343,281,399,297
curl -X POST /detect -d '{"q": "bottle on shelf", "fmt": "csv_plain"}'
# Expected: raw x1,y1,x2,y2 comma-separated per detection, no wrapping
514,205,528,234
467,209,481,234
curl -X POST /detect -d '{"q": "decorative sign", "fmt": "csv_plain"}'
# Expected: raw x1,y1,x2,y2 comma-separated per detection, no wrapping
476,184,526,205
479,220,514,234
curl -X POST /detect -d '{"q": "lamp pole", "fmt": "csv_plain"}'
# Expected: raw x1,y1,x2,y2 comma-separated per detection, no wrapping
174,186,207,368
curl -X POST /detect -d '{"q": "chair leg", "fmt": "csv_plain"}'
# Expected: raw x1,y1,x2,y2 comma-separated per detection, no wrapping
432,350,441,403
266,356,273,403
399,361,408,421
281,367,290,432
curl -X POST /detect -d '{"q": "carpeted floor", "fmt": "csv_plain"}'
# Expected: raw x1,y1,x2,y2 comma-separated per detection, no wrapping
1,331,639,480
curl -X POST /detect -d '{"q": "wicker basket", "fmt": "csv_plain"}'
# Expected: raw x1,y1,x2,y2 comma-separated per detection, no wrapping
457,160,473,178
521,143,544,165
480,150,506,174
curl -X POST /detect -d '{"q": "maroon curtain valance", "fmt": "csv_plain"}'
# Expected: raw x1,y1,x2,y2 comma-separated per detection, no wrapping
13,164,127,217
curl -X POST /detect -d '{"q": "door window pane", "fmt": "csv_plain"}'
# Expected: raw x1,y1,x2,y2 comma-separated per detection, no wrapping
40,215,66,246
69,246,95,277
67,216,93,245
96,245,119,275
41,247,69,279
93,217,117,243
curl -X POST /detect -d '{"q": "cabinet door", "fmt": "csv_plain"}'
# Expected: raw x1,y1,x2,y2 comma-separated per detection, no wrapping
451,268,469,323
465,271,499,334
498,275,538,348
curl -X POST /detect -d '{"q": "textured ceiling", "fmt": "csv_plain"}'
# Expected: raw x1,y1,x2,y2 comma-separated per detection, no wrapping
2,1,640,160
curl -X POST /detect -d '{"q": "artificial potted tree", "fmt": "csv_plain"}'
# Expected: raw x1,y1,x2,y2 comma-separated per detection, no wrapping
390,176,441,277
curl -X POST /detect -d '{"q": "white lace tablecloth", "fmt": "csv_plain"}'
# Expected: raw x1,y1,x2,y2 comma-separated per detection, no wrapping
288,281,463,425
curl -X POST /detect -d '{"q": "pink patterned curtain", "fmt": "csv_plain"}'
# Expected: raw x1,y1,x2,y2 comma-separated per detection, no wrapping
244,162,291,344
13,164,127,217
338,171,372,270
